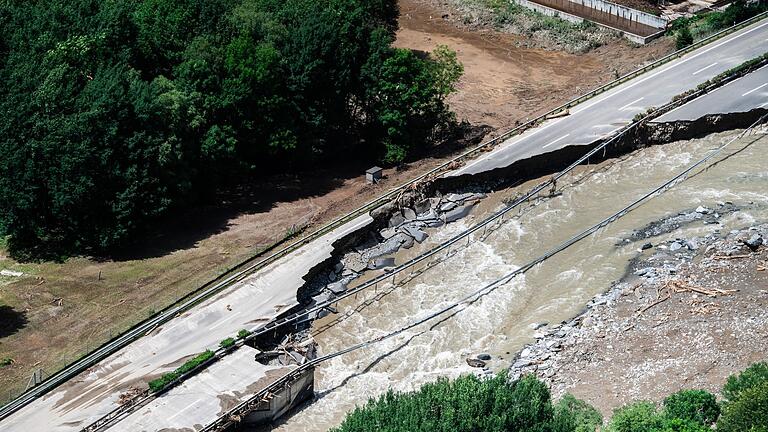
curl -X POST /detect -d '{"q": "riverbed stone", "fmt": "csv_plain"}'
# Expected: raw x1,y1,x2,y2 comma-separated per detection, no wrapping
745,234,763,250
477,353,492,361
466,358,486,368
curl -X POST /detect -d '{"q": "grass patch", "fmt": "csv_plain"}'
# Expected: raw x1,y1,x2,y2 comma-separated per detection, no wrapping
147,350,214,393
447,0,612,52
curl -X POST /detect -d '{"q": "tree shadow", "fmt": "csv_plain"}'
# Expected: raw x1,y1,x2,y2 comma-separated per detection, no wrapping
0,305,28,338
102,156,378,262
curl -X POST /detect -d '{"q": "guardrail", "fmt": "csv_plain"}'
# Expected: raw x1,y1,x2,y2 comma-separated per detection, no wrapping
2,9,766,425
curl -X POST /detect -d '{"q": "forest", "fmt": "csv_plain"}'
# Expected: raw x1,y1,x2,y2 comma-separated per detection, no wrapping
0,0,462,260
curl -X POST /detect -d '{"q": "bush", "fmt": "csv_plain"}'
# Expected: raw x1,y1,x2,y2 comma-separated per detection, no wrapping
675,27,693,49
219,337,235,349
655,418,710,432
662,389,719,425
237,329,252,339
722,362,768,402
331,373,585,432
552,393,603,432
717,381,768,432
147,350,214,393
606,401,663,432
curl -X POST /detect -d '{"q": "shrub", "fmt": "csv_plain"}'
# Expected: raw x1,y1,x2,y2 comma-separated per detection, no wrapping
237,329,252,339
552,393,603,432
147,350,214,393
722,362,768,402
655,417,711,432
606,401,663,432
675,27,693,49
331,373,573,432
219,337,235,349
662,389,719,425
717,381,768,432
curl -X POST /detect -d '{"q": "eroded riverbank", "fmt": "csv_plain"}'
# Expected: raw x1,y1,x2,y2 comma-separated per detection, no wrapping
511,222,768,416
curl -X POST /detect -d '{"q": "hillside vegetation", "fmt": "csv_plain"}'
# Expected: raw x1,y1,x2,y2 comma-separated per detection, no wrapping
332,363,768,432
0,0,462,260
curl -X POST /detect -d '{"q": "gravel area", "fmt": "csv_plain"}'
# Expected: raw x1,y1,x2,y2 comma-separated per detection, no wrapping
509,220,768,417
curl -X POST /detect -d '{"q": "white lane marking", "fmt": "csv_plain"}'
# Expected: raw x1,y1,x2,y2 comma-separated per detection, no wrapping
456,20,768,175
742,83,768,96
168,401,199,421
569,20,768,117
543,134,570,148
692,62,718,75
208,313,237,330
619,97,644,111
759,101,768,108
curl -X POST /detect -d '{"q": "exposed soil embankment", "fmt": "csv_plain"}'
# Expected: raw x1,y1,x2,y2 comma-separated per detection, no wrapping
434,108,768,193
509,221,768,417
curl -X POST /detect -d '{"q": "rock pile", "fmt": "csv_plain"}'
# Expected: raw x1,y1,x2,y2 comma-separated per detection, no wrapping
507,221,768,389
305,191,486,319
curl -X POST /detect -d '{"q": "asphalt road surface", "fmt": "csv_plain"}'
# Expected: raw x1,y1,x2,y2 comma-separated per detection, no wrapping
654,64,768,122
0,214,371,432
451,19,768,177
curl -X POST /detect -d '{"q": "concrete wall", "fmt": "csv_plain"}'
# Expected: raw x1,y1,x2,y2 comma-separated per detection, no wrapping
245,368,315,425
513,0,666,44
574,0,667,28
516,0,586,24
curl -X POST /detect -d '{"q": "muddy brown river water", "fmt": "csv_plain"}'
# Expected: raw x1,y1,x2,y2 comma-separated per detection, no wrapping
267,128,768,431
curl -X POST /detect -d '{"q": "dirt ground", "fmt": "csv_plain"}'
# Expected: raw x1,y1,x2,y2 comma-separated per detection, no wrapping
396,0,674,129
0,0,674,403
511,226,768,417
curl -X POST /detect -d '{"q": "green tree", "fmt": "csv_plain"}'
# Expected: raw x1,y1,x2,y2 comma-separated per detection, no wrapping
606,401,664,432
662,389,719,425
332,373,577,432
722,362,768,403
717,381,768,432
552,393,603,432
